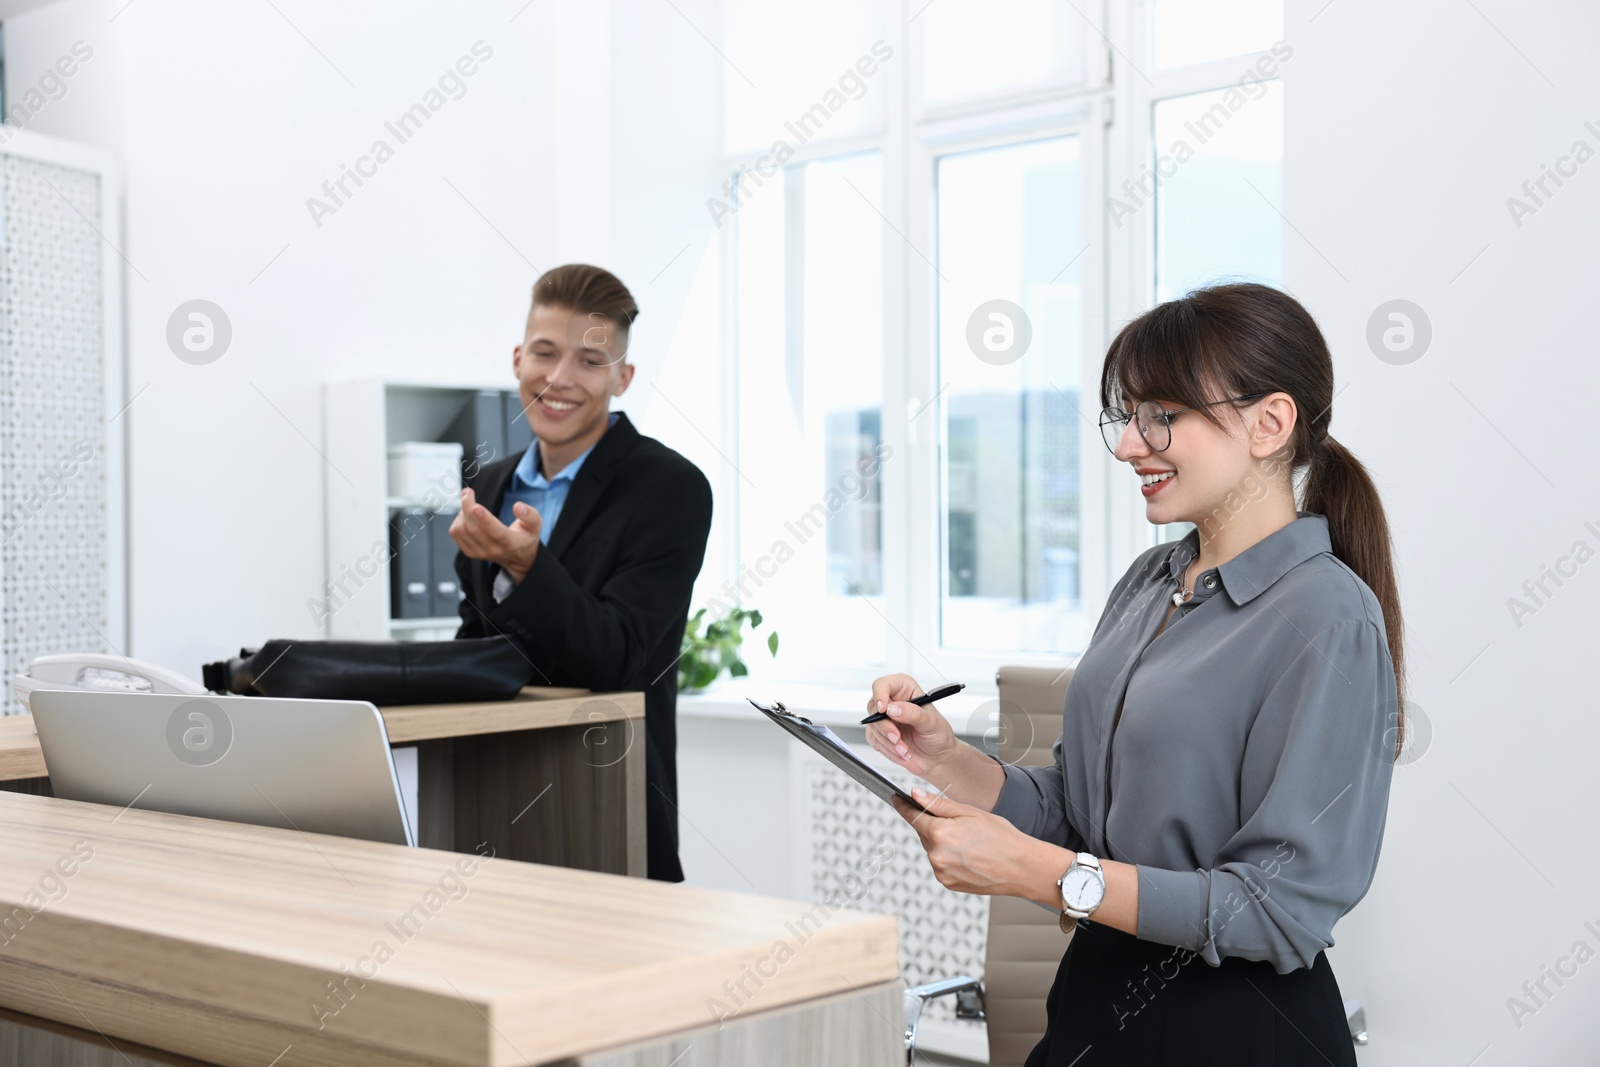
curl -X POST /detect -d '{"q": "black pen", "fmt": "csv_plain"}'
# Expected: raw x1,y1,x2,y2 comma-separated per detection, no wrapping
861,682,965,724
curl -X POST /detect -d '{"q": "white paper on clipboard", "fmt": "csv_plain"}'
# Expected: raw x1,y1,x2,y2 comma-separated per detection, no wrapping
748,698,929,813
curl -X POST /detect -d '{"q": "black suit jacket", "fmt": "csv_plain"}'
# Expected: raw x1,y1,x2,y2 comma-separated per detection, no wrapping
453,412,713,881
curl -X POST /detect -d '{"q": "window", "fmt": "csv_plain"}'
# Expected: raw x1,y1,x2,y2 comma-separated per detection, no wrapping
733,153,886,671
1141,7,1287,546
935,137,1086,654
718,0,1287,680
920,0,1087,110
1154,82,1284,301
723,0,886,156
1152,0,1283,71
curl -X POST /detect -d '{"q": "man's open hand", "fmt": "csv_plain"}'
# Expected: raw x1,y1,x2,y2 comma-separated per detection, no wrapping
450,488,543,584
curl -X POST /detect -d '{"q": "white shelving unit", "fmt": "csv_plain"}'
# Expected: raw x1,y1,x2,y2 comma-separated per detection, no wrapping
322,377,520,641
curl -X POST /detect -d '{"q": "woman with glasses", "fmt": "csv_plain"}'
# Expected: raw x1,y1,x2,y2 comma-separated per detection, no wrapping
867,282,1402,1065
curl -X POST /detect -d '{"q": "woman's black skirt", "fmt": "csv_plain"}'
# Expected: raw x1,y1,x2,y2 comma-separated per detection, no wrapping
1024,919,1358,1066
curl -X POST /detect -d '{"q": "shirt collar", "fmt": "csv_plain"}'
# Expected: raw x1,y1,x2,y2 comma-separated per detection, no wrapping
1158,512,1332,607
510,411,619,490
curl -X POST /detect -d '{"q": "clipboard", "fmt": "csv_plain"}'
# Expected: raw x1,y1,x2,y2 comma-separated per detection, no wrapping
748,698,929,813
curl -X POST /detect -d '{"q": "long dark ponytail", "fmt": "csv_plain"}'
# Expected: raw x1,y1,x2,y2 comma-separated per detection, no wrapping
1100,283,1406,754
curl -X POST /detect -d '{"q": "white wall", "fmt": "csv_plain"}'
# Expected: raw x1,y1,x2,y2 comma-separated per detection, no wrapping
1284,1,1600,1062
2,0,731,677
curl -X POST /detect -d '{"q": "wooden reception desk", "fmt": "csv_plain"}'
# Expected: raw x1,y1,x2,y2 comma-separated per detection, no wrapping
0,792,902,1066
0,688,647,878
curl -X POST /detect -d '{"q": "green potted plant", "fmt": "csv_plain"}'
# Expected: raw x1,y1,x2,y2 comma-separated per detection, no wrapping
677,607,778,694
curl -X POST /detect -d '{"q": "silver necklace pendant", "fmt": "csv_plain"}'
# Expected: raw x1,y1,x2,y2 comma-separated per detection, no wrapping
1172,587,1192,606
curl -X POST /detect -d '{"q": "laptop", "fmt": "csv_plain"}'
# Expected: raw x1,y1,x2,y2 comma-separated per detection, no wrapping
30,690,414,847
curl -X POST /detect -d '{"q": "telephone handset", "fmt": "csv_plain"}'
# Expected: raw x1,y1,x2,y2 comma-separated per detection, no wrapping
12,653,206,713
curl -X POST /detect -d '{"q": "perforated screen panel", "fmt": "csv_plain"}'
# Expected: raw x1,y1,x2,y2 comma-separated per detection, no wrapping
801,748,989,1041
0,155,109,715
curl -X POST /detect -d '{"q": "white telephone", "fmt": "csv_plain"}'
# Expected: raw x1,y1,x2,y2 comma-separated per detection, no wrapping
12,653,206,713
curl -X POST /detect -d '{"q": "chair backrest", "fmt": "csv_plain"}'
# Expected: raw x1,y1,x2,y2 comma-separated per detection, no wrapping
984,665,1075,1067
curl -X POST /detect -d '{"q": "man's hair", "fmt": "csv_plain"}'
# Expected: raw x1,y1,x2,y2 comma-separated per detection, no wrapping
530,264,640,332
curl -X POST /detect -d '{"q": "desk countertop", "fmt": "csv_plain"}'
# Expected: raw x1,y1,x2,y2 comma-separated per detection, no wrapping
0,688,643,781
0,791,898,1066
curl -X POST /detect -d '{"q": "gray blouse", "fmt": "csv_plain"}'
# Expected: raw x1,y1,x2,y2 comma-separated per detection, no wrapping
991,512,1397,974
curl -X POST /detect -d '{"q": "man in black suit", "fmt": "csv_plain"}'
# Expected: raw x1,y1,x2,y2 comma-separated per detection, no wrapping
449,264,713,882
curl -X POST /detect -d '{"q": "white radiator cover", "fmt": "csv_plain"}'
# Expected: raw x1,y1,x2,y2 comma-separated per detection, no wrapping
791,741,990,1063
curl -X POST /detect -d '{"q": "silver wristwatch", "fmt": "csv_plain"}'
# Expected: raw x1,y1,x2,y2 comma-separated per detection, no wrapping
1057,852,1105,933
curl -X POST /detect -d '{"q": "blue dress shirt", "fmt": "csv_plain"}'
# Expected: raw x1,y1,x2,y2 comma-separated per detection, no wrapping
491,412,619,601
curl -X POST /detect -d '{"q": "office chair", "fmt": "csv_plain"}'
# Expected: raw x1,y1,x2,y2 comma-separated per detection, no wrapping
903,976,985,1064
985,666,1081,1066
898,667,1069,1065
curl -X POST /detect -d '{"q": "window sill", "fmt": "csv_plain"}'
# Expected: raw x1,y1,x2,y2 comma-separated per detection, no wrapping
676,678,992,736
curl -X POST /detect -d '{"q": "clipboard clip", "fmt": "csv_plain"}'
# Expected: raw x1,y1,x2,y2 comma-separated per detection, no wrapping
745,697,813,726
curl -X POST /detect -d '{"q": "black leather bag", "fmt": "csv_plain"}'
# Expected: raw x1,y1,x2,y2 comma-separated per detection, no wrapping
201,637,534,705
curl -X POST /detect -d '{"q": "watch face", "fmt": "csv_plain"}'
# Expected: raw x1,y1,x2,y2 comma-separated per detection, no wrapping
1062,867,1105,911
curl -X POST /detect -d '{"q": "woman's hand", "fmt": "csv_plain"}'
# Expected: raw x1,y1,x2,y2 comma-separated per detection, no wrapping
865,674,962,782
891,787,1063,904
894,789,1142,934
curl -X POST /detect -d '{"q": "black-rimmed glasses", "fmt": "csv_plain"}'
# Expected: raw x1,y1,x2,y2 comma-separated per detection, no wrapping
1098,393,1267,454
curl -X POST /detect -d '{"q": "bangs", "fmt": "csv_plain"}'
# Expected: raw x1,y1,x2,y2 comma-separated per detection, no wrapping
1099,297,1245,427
